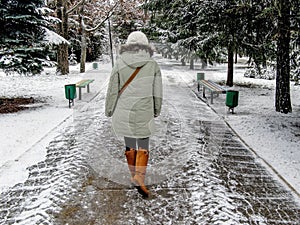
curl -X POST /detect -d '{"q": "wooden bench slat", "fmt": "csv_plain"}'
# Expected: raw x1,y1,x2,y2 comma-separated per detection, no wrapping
75,79,94,100
76,79,94,87
76,80,86,86
199,80,225,93
198,79,226,104
210,82,226,93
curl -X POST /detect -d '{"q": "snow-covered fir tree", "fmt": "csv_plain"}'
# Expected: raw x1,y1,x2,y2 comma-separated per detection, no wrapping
0,0,54,75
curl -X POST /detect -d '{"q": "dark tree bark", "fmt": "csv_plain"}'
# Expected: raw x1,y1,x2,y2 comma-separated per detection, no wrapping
201,58,207,69
79,5,87,73
235,52,238,64
56,0,69,75
190,55,195,70
181,57,186,66
226,46,234,87
80,31,87,73
275,0,292,113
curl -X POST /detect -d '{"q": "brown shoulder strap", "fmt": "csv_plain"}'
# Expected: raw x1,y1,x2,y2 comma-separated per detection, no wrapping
118,67,142,96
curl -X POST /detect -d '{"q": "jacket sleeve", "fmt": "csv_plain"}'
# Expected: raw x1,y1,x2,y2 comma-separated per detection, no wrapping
105,68,119,117
153,63,163,117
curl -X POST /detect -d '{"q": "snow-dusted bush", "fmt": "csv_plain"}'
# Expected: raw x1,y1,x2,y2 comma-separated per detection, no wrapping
244,67,275,80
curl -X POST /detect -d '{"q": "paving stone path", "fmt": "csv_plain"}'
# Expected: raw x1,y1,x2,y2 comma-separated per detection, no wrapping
0,64,299,225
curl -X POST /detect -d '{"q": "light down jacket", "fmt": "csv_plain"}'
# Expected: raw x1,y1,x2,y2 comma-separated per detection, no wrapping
105,50,162,138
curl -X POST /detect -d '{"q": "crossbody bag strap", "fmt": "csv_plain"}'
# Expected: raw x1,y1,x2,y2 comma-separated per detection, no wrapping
118,67,142,97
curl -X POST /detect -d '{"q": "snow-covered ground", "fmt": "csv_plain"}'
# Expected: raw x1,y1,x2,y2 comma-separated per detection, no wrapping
0,62,111,193
0,56,299,197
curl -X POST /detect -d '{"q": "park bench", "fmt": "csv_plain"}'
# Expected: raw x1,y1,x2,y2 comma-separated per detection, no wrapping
198,79,226,104
76,79,94,100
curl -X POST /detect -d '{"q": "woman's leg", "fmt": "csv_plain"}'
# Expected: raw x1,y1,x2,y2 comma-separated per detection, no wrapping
124,137,137,180
124,137,137,150
134,137,150,197
137,137,149,150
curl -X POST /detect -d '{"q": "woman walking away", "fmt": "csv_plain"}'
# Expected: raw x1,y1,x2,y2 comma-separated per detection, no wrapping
105,31,163,198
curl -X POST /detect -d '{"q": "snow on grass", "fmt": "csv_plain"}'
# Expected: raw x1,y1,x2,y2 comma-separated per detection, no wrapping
0,62,101,193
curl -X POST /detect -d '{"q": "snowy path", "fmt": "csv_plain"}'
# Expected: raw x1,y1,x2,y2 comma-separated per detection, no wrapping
0,63,299,224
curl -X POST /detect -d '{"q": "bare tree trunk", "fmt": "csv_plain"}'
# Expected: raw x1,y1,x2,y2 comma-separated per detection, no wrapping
144,0,149,22
79,7,87,73
201,58,207,69
56,0,69,75
235,52,238,64
80,29,87,73
57,43,69,74
108,18,114,67
190,55,195,70
226,46,234,87
275,0,292,113
181,57,186,66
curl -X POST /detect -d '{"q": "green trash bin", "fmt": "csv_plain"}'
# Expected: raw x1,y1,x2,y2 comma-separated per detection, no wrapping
197,72,205,81
197,72,205,92
93,62,98,69
226,90,239,113
65,84,76,108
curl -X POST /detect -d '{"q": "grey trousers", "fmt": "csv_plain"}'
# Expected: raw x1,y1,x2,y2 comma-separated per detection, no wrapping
124,137,150,150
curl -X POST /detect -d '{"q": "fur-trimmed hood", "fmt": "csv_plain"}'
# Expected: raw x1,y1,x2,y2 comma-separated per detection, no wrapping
118,44,154,69
120,43,154,57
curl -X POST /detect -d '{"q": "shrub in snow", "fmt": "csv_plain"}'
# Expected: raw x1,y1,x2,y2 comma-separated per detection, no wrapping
244,67,275,80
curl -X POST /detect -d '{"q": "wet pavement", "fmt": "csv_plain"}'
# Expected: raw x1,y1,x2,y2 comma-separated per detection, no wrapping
0,64,300,225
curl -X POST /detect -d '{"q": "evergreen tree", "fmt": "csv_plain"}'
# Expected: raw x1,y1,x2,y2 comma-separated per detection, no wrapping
144,0,208,66
238,1,277,73
290,0,300,85
0,0,52,75
145,0,244,85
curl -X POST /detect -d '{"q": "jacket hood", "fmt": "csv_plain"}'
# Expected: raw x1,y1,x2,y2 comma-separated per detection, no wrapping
120,51,151,69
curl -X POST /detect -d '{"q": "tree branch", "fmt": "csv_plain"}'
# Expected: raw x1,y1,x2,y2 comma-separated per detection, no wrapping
67,0,85,15
85,1,119,33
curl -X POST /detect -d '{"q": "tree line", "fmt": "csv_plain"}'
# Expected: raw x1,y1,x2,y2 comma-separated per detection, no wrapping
143,0,299,113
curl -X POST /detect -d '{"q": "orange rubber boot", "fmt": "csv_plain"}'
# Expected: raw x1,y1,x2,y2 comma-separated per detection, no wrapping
133,148,149,198
125,148,136,182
